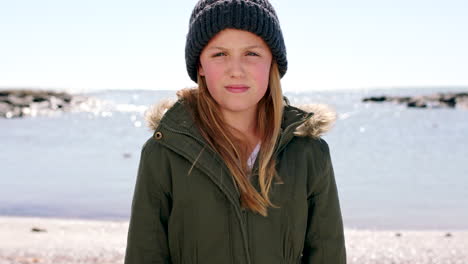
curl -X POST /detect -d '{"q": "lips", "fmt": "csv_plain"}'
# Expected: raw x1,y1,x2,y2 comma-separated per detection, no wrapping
225,84,250,93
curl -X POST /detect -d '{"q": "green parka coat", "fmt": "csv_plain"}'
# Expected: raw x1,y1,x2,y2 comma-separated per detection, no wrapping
124,98,346,264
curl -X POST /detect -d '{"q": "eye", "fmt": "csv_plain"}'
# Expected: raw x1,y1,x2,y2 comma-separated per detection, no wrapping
247,52,259,56
212,52,226,57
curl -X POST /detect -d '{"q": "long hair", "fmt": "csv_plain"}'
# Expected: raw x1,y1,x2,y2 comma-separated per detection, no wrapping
178,61,284,217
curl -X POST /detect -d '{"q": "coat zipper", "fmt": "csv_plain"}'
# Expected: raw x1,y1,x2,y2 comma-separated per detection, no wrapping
242,207,251,264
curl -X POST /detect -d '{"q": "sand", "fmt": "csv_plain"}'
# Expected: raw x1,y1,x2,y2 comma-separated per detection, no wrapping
1,216,467,264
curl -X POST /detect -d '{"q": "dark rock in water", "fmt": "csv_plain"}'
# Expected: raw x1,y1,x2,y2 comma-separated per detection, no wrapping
362,91,468,109
362,96,388,102
31,227,47,232
0,89,88,118
407,97,427,108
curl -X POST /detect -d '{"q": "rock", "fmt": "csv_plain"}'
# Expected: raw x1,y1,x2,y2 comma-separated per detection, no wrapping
362,91,468,109
407,98,427,108
456,95,468,109
395,96,412,103
0,102,10,113
362,96,389,102
0,89,88,118
31,227,47,232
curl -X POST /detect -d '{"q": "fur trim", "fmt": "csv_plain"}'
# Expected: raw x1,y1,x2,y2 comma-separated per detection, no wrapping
145,100,337,138
293,104,337,139
145,99,176,131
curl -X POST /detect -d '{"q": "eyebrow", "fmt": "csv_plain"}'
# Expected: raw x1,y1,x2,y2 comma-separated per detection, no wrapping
208,45,266,51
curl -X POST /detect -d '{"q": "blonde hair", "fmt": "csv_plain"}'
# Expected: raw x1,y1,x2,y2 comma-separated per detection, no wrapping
178,61,284,217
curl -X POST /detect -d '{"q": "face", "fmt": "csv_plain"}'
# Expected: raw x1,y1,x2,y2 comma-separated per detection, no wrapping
198,28,273,116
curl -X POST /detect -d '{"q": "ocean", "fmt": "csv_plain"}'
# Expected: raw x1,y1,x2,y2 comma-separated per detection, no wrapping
1,87,467,230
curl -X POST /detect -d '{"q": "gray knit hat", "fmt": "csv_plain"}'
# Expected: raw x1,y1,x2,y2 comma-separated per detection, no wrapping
185,0,287,83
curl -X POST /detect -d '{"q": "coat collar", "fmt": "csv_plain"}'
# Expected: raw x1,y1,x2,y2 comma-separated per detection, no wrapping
145,98,337,140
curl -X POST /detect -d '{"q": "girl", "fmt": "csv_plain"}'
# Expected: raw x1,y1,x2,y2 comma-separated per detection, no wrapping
125,0,346,263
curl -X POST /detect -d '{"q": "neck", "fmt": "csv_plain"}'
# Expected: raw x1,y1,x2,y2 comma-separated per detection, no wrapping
221,107,260,147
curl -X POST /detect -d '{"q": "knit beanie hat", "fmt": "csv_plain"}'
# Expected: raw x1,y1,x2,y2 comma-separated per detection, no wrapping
185,0,288,83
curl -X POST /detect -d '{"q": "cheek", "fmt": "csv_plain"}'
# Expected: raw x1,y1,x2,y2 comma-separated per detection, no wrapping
250,63,271,93
202,64,224,94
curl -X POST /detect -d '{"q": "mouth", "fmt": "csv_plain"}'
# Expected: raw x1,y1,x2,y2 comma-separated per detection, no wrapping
225,85,250,93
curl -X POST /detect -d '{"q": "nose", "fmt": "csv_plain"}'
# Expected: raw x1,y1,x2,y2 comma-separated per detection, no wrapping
227,57,245,78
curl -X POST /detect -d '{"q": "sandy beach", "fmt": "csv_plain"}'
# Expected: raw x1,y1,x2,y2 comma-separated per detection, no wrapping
0,216,467,264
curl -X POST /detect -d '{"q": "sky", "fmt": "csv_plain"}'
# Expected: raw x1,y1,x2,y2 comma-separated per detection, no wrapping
0,0,467,92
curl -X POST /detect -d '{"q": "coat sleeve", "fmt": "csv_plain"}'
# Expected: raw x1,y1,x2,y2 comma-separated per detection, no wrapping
124,138,172,264
302,139,347,264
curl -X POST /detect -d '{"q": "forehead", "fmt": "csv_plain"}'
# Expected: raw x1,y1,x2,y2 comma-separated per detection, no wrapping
206,28,269,49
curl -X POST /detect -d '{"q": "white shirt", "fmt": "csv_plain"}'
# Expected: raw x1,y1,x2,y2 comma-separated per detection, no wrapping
247,143,261,169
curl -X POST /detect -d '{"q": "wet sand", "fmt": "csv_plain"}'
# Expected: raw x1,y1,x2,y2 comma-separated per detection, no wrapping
1,216,467,264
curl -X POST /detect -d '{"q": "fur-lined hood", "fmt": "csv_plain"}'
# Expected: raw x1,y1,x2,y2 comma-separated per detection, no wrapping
145,99,337,139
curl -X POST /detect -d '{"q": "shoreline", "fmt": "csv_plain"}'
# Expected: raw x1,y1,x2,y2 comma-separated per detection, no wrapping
2,214,466,232
1,216,467,264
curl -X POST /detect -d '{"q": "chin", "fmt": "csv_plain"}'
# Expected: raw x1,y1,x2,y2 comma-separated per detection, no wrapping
219,101,258,113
